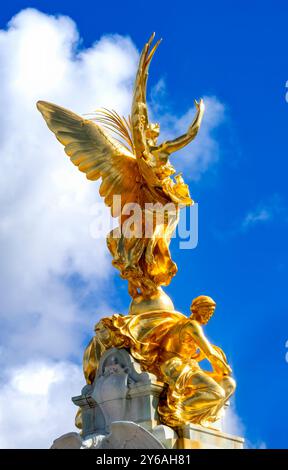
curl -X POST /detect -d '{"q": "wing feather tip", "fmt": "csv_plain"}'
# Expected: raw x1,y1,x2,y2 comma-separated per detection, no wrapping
36,100,48,112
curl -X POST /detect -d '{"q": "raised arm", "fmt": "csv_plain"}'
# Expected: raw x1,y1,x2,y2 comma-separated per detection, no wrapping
155,99,205,156
131,33,161,157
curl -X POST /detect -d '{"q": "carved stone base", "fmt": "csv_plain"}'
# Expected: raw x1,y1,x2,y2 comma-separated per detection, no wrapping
51,348,244,449
51,423,244,449
72,348,164,437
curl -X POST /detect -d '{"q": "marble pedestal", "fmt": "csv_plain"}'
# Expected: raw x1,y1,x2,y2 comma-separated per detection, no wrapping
72,348,164,437
51,348,244,449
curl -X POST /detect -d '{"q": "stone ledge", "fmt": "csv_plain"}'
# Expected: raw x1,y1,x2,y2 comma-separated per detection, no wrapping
176,423,244,449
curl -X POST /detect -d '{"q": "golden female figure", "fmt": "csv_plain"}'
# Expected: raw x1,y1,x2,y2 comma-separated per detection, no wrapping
37,35,237,431
82,296,235,428
37,33,204,301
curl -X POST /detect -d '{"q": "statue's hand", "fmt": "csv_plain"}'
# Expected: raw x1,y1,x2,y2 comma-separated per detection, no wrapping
187,99,205,137
221,361,232,376
211,353,232,376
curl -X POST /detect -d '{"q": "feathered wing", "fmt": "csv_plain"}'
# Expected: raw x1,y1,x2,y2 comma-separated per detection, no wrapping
36,101,140,217
131,33,161,158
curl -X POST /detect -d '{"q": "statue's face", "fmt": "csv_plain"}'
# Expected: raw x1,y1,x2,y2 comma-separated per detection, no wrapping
194,305,215,324
146,122,160,145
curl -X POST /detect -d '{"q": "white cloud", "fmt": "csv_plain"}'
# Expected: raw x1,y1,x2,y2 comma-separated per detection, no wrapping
0,8,139,367
222,403,245,437
242,208,271,228
0,361,83,449
150,84,225,179
167,97,225,179
241,195,284,230
0,8,226,448
222,403,268,449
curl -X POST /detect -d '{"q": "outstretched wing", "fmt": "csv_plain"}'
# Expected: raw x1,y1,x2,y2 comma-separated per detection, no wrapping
131,33,161,158
37,101,140,217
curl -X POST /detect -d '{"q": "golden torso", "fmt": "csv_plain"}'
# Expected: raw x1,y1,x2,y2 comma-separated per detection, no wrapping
159,319,201,364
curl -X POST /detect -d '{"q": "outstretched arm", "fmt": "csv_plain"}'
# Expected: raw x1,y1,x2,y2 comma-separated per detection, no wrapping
155,99,205,156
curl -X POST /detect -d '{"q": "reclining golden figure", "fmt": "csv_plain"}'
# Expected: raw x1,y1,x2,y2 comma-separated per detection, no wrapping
82,295,235,428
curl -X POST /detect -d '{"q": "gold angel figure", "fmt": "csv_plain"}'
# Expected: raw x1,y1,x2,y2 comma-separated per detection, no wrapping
37,33,205,301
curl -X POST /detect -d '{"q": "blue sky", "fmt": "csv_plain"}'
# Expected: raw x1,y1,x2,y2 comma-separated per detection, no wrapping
0,0,287,448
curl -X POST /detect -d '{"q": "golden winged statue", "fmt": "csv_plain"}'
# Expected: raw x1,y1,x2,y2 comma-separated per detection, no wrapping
37,35,237,435
37,33,204,303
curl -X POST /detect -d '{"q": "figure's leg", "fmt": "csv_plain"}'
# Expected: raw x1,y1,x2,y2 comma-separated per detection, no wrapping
159,361,228,427
177,371,226,421
218,376,236,401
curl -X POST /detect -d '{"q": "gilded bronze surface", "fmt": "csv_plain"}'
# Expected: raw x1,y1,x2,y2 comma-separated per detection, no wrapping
37,34,235,431
37,33,204,301
83,296,235,428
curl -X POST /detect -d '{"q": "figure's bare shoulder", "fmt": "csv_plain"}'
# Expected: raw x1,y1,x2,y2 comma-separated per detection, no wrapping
187,319,202,330
183,319,205,338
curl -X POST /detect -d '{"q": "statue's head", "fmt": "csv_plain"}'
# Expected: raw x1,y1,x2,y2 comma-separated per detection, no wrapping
145,122,160,146
190,295,216,325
